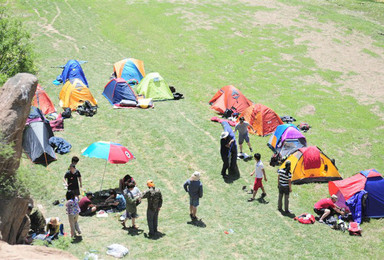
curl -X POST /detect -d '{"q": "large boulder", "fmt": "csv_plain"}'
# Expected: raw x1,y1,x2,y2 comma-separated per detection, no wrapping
0,73,37,244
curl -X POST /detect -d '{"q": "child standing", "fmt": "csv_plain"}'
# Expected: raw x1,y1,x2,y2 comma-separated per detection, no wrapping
66,190,81,238
248,153,267,202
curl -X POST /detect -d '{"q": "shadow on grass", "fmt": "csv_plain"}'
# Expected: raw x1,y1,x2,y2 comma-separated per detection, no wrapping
144,232,166,240
71,235,82,244
279,209,296,219
187,219,206,228
257,197,269,204
123,226,144,236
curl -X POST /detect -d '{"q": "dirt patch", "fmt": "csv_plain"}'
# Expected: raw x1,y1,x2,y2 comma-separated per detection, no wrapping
297,105,316,116
329,128,347,133
165,8,216,31
350,142,372,157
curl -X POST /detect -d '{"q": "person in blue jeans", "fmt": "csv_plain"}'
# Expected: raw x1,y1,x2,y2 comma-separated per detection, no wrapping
183,171,203,221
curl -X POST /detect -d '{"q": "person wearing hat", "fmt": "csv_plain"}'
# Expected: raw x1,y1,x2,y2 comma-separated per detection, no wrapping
79,192,97,216
220,130,237,178
277,160,292,214
183,171,203,221
314,194,345,223
45,217,62,240
234,117,255,155
141,180,163,237
63,164,82,198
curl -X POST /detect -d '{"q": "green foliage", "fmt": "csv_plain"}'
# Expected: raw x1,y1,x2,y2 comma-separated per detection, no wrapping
0,174,29,198
0,7,36,86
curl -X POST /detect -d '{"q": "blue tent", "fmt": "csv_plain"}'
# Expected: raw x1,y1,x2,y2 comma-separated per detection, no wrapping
365,174,384,218
102,78,137,105
56,60,89,87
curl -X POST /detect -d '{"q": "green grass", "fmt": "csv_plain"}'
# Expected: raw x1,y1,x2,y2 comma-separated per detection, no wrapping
6,0,384,258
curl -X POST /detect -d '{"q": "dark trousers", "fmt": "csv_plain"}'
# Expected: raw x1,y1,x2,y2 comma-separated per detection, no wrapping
278,186,290,211
221,148,238,176
147,208,159,235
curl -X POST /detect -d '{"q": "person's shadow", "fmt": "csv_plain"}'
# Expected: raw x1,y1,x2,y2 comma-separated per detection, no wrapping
187,218,206,228
123,226,144,236
257,197,269,204
144,232,166,240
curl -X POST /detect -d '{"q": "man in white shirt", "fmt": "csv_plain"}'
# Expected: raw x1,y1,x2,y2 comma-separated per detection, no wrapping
248,153,267,201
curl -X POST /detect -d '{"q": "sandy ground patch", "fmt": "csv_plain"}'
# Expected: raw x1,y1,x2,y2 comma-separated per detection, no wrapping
297,105,316,117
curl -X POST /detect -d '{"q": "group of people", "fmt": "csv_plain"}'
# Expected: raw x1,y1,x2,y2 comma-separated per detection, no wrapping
221,117,345,222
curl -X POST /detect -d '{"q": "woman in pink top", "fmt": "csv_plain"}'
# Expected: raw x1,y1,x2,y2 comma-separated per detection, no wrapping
66,190,81,238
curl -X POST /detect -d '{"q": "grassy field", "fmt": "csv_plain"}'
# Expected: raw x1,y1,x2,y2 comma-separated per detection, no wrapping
5,0,384,258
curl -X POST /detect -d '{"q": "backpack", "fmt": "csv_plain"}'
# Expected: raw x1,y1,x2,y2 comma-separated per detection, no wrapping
348,222,362,236
61,107,71,118
294,213,315,224
77,100,97,117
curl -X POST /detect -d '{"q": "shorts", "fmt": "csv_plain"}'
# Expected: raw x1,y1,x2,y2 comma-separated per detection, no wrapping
190,197,200,207
125,211,138,219
253,178,263,191
238,132,249,145
79,208,95,217
314,208,325,216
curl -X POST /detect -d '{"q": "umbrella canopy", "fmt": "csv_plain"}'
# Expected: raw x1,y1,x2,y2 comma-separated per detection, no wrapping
82,141,135,164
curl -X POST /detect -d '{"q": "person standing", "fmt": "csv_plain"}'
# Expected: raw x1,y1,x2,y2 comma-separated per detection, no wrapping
248,153,267,201
66,190,81,238
234,117,255,154
277,160,292,214
141,180,163,238
183,171,203,221
123,183,141,229
220,131,237,178
64,164,82,198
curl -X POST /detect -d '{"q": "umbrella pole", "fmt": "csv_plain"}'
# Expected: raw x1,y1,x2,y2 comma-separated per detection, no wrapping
99,160,107,192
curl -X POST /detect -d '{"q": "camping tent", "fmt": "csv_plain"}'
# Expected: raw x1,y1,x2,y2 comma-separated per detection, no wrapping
209,85,252,114
136,72,173,100
329,169,384,219
238,103,283,136
280,146,341,184
22,121,56,165
113,58,145,82
56,60,88,87
102,78,137,105
32,85,56,115
268,124,307,159
59,78,97,110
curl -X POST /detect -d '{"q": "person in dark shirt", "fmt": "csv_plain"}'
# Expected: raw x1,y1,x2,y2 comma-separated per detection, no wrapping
79,192,97,216
183,171,203,221
64,164,82,197
220,131,237,178
141,180,163,237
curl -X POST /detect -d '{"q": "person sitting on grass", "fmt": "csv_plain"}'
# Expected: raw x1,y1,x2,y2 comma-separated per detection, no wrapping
248,153,267,202
45,217,62,240
105,189,126,212
122,183,141,229
314,194,345,223
79,192,97,217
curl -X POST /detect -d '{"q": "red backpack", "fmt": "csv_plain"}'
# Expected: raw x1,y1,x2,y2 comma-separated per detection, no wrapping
294,213,315,224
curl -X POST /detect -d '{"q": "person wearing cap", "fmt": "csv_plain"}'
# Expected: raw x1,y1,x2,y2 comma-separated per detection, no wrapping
63,164,82,197
183,171,203,221
141,180,163,237
234,117,255,155
79,192,97,216
277,160,292,214
220,130,237,178
314,194,345,223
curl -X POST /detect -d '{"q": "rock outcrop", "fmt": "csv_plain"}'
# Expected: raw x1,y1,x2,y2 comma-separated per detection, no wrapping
0,73,37,244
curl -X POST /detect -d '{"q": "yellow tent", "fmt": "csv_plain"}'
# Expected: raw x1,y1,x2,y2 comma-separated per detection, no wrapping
280,146,341,184
59,79,97,111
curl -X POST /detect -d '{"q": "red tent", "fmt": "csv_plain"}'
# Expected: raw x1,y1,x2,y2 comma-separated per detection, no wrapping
238,104,283,136
209,85,252,114
32,85,56,115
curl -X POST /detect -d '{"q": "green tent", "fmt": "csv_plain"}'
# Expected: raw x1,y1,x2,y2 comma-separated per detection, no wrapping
136,72,174,100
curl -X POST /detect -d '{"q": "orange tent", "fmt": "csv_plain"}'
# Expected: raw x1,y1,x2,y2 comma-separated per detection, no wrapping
59,79,97,111
238,103,283,136
32,85,56,115
209,85,252,114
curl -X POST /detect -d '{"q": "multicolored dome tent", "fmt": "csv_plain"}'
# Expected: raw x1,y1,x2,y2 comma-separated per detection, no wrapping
103,78,138,105
113,58,145,82
280,146,341,184
136,72,174,100
329,169,384,218
238,103,283,136
209,85,252,114
59,78,97,111
56,60,89,87
268,124,307,158
32,85,56,115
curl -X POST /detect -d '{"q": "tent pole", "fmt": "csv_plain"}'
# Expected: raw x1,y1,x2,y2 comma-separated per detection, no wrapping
44,152,48,166
99,160,107,192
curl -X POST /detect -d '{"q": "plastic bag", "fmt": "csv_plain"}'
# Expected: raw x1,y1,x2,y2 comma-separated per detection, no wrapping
106,244,129,258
